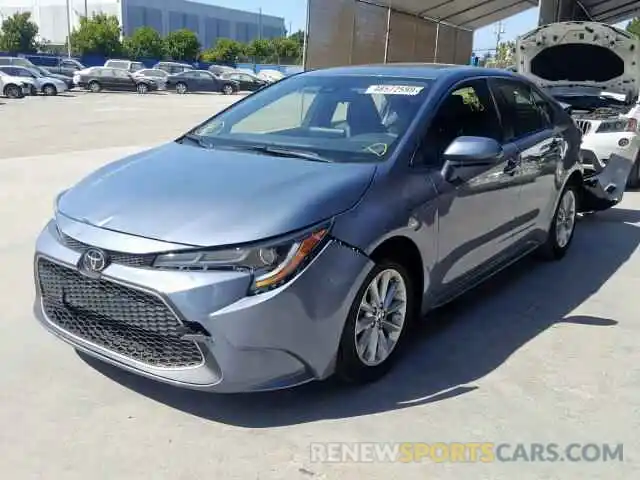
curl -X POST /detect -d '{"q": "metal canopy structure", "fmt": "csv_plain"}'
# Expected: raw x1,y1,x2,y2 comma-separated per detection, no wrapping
365,0,538,29
539,0,640,25
578,0,640,23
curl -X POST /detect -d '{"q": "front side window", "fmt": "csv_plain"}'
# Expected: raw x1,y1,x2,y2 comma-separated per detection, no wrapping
491,79,551,140
188,74,432,163
418,79,502,166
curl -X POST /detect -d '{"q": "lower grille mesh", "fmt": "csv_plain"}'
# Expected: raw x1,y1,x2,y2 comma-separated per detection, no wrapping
37,258,204,368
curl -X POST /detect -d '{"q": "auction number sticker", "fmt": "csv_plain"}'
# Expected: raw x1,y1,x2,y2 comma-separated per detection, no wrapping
365,85,424,95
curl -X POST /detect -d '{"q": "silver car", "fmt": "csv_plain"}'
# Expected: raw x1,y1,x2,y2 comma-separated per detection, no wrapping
133,68,169,90
0,65,68,95
33,64,629,393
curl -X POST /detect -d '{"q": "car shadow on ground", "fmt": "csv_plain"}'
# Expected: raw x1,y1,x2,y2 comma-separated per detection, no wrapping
79,207,640,427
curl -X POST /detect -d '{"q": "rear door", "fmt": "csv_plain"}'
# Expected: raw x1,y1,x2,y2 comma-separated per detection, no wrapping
489,77,564,245
111,68,135,90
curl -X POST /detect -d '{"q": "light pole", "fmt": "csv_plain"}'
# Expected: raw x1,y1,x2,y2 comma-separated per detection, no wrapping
302,0,310,70
66,0,72,57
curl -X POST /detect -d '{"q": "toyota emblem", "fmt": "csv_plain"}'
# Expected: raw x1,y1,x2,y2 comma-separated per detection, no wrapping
80,248,109,273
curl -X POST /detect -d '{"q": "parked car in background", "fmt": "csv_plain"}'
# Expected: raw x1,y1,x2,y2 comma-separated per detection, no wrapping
0,65,68,96
133,68,169,90
0,56,37,68
208,64,237,77
257,69,285,83
75,67,157,94
0,70,31,98
44,57,85,76
166,70,239,95
516,21,640,188
30,65,74,90
33,64,629,393
223,71,268,91
153,61,194,74
104,59,145,73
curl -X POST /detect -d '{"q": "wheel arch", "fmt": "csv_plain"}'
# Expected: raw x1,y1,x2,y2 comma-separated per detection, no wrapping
368,235,424,316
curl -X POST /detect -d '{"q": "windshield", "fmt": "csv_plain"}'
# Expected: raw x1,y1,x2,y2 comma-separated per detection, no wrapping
185,74,432,163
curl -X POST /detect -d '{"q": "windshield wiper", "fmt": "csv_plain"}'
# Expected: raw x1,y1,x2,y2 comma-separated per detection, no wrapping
178,133,214,149
225,145,334,162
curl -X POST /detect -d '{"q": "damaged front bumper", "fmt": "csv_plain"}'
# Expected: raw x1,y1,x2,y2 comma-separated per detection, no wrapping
579,152,634,212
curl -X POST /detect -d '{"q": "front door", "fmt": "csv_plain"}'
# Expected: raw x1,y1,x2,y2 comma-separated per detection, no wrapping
416,78,523,295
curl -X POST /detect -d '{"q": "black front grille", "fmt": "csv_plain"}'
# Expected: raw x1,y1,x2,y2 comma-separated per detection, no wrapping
37,258,204,368
60,233,155,268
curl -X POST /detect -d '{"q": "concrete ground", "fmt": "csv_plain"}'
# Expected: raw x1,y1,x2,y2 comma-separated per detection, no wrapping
0,91,638,479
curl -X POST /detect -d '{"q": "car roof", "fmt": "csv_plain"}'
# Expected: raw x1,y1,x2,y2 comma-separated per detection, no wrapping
304,63,523,81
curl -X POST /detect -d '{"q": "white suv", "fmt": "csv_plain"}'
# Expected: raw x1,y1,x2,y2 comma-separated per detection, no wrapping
516,21,640,187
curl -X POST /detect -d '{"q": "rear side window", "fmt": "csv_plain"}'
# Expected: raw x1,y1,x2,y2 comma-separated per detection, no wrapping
491,79,552,140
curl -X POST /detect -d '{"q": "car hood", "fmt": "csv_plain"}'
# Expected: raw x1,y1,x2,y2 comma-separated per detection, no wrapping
57,142,377,247
516,22,640,100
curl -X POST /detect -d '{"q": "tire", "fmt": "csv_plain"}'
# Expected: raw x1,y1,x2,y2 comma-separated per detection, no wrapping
137,83,149,94
176,82,188,94
627,155,640,189
536,184,578,261
335,260,416,384
88,81,101,93
3,84,22,99
222,84,234,95
42,84,57,96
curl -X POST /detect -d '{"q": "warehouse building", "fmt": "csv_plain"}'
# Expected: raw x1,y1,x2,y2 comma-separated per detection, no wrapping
0,0,286,48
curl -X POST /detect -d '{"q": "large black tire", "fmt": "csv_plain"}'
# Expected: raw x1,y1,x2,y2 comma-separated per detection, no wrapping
176,82,188,94
222,84,234,95
42,84,58,96
137,83,149,94
88,81,101,93
536,184,578,261
3,84,22,99
336,260,416,384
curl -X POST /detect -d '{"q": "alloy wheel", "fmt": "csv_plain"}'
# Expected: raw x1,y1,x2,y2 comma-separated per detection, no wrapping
354,269,408,367
555,188,576,248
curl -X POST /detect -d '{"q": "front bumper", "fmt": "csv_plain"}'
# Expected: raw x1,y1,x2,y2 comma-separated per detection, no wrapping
33,217,372,393
580,131,640,171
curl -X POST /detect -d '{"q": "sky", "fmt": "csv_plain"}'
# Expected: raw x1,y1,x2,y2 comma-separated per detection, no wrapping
205,1,630,51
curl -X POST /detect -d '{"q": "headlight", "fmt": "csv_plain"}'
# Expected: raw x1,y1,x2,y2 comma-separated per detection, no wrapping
596,118,638,133
153,224,331,294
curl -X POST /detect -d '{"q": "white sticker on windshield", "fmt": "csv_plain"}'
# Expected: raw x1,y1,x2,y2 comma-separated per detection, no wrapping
365,85,424,95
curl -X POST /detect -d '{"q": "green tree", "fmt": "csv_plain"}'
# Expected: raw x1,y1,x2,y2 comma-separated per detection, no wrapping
201,38,245,65
0,12,39,53
485,41,515,68
123,26,164,59
288,30,304,49
271,37,301,64
164,29,200,62
246,38,274,63
626,18,640,38
69,13,122,57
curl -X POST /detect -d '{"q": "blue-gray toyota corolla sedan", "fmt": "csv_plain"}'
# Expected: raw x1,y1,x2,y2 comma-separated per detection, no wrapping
33,64,629,393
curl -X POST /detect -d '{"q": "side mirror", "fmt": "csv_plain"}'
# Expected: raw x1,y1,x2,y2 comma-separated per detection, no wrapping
556,101,572,115
442,136,503,182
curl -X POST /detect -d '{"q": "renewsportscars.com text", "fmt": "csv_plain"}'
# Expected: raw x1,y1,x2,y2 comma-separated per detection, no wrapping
310,442,624,463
